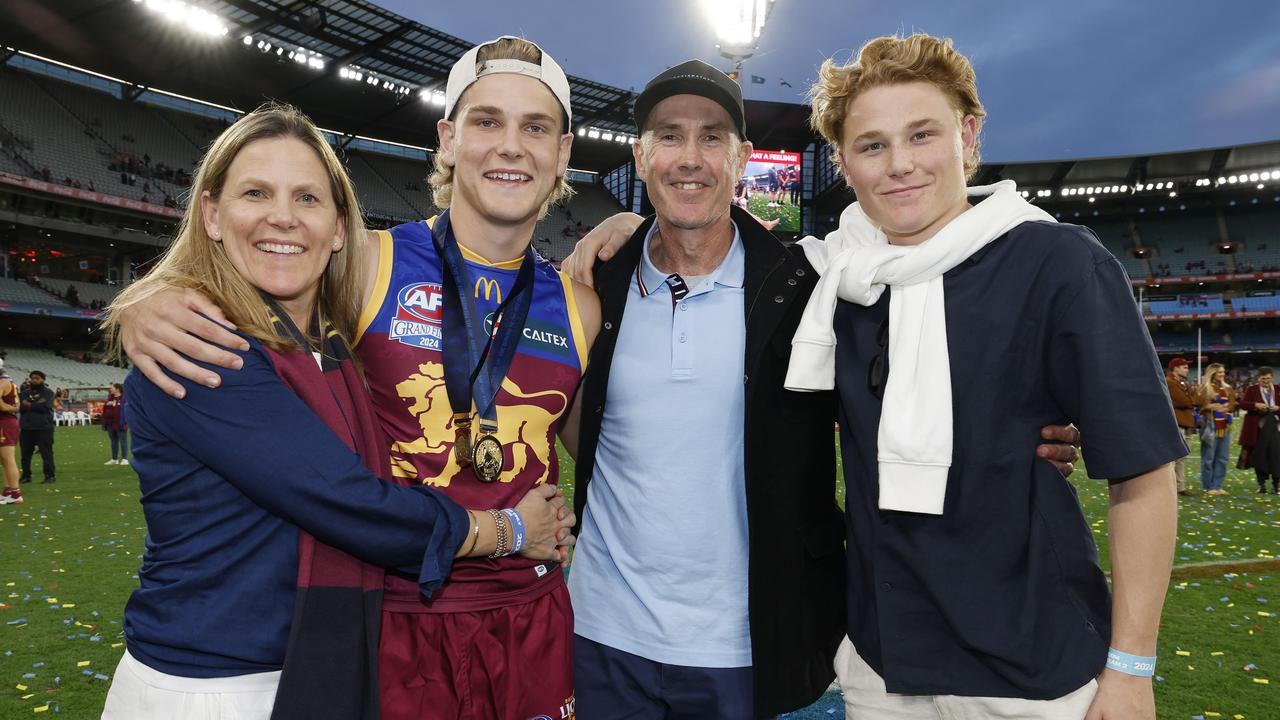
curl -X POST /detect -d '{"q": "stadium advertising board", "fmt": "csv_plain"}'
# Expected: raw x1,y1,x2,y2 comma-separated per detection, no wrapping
736,150,801,232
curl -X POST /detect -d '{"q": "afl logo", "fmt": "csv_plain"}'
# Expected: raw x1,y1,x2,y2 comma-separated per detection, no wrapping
396,282,444,325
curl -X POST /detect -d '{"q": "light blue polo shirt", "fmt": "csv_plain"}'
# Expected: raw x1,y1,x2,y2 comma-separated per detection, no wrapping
569,222,750,668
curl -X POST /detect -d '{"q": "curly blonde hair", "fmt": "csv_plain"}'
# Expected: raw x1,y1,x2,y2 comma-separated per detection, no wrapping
429,37,574,216
808,33,986,179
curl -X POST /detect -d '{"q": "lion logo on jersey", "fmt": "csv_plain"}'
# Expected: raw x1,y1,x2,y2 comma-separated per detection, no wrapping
389,361,569,487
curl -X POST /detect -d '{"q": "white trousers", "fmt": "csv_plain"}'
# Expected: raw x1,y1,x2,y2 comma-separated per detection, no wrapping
835,636,1099,719
101,650,280,720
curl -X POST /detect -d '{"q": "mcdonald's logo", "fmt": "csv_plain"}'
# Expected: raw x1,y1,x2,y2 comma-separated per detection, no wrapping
474,276,502,303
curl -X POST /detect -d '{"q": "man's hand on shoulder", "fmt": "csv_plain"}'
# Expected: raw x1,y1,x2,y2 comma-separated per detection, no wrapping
561,212,644,287
120,287,247,399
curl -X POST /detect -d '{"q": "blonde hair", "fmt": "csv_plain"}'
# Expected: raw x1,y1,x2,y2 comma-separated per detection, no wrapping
808,33,986,179
1201,362,1226,393
429,37,574,216
102,102,366,358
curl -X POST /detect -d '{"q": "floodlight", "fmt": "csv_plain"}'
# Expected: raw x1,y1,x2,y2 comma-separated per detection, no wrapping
1228,175,1238,183
1250,173,1260,182
1218,177,1226,184
703,0,777,65
588,130,601,139
243,35,252,45
601,133,614,142
1262,172,1272,181
577,128,587,137
1060,189,1069,196
139,0,230,38
1088,197,1096,203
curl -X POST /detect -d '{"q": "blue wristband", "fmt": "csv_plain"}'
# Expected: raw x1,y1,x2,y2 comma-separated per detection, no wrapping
502,508,526,555
1106,647,1156,677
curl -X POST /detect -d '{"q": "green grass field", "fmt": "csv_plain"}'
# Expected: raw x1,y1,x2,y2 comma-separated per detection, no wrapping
2,427,1279,718
746,193,801,232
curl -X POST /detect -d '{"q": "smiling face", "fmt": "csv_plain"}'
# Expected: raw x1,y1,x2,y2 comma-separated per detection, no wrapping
437,73,572,232
634,94,751,233
200,136,344,326
837,81,976,246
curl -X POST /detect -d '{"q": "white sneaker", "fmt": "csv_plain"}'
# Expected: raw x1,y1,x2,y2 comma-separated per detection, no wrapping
120,459,130,466
105,459,118,465
0,494,20,505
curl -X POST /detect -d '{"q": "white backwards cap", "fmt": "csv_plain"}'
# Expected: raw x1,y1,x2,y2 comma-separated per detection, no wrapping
444,36,573,127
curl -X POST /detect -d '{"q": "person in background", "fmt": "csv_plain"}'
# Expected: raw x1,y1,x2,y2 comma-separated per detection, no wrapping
1165,357,1198,496
101,382,129,466
1240,367,1280,494
1197,362,1235,495
19,370,56,485
0,358,21,505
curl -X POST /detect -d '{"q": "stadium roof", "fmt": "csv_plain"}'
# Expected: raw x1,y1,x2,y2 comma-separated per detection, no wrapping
4,1,1279,185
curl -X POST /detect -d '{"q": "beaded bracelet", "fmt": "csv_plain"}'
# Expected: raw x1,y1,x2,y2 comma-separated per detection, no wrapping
487,508,510,558
501,508,527,555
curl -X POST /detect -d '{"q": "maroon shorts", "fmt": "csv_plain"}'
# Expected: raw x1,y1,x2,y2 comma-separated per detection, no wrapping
0,417,17,447
379,582,575,720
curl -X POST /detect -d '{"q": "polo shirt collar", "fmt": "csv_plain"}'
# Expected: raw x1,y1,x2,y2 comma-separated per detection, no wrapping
637,220,745,299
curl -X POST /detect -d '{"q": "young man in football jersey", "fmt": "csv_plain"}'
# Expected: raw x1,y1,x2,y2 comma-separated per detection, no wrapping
117,36,598,720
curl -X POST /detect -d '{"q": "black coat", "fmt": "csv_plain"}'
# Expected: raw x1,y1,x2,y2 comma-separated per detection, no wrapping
572,206,846,717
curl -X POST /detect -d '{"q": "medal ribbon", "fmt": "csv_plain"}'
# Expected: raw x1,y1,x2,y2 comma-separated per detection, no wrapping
433,209,536,437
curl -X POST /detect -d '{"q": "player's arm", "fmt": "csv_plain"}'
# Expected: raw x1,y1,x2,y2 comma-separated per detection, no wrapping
114,227,383,399
1085,463,1176,720
0,381,17,413
558,280,601,461
561,213,644,286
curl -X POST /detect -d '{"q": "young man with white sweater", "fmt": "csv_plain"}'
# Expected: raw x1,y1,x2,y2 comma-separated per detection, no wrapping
784,33,1184,719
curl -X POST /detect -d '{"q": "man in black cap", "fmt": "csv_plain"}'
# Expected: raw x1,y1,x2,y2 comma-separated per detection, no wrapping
564,60,1080,719
565,59,841,719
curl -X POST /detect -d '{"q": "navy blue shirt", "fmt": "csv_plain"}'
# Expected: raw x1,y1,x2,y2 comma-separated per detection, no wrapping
833,220,1186,699
19,385,55,429
123,338,469,678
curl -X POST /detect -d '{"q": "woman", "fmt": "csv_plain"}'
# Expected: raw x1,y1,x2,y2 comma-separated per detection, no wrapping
1198,363,1236,495
1240,367,1280,494
100,383,128,466
0,359,20,505
99,104,572,720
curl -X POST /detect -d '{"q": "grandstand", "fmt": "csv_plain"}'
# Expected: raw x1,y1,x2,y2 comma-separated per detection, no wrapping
1,347,127,389
0,277,69,307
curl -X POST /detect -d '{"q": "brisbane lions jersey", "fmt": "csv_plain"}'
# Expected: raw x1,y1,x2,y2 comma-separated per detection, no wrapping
355,219,587,611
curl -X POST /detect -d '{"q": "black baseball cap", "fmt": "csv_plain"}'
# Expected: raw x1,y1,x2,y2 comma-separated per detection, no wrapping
633,59,747,138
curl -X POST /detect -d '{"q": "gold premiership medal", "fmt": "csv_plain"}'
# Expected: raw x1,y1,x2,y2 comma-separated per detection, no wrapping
472,433,504,483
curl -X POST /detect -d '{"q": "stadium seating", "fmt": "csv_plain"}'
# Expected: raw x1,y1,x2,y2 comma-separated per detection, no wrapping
1138,215,1228,276
1233,295,1280,313
1146,297,1226,316
535,183,626,262
1,347,128,389
35,78,197,202
0,277,69,306
1225,211,1280,272
36,277,119,307
344,153,426,222
353,152,435,219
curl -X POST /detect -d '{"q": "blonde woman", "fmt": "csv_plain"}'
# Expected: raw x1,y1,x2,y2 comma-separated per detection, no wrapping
1198,363,1236,495
99,104,571,720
